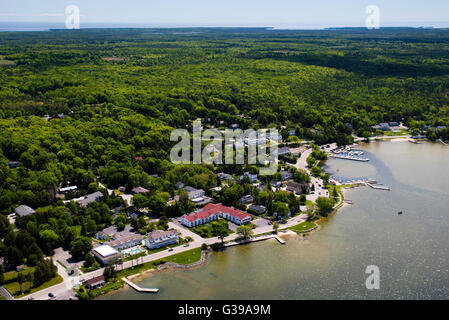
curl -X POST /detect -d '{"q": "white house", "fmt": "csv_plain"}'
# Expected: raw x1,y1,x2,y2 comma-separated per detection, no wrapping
145,229,179,249
183,186,205,200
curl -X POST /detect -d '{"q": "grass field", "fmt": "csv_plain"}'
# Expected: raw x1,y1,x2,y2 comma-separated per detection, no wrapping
165,247,202,265
4,275,63,298
3,267,36,283
115,247,203,279
288,221,317,233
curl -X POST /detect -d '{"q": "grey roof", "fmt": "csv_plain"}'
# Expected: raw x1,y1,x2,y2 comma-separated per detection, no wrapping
183,186,197,192
248,204,266,213
147,229,178,241
15,205,36,217
77,191,103,207
131,186,149,194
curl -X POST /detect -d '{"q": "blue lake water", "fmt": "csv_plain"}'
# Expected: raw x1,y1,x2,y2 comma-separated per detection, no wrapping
99,141,449,300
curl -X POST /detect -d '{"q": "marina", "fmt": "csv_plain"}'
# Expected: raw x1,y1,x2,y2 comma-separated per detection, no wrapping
99,141,449,300
329,149,370,162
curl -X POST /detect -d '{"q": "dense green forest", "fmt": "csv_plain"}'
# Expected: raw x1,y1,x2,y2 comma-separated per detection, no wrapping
0,27,449,278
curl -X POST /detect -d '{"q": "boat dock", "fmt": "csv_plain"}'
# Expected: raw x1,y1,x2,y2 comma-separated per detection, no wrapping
224,234,285,247
122,277,159,293
365,182,391,191
329,154,370,162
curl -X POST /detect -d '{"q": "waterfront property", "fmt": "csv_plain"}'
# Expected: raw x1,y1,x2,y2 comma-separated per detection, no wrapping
145,229,179,249
181,203,251,227
106,234,143,250
85,275,106,289
92,245,122,265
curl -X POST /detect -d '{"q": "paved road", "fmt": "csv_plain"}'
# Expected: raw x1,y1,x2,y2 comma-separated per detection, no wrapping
0,286,14,300
18,213,309,300
293,147,327,203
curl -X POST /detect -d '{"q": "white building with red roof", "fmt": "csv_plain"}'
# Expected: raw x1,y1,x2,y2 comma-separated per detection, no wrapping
181,203,251,227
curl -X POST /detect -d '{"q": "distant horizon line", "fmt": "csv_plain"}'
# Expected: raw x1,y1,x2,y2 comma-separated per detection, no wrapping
1,21,448,32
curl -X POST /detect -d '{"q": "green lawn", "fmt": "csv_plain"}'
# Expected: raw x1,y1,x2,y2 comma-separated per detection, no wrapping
305,200,315,206
287,221,317,233
79,279,125,299
190,220,233,238
115,247,203,279
4,275,63,298
0,294,6,300
3,267,36,283
165,247,202,265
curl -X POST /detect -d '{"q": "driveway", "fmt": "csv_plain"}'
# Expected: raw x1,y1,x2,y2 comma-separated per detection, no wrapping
102,224,136,238
53,247,83,271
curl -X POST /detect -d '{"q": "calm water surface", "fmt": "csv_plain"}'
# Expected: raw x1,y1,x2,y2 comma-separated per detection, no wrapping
100,141,449,300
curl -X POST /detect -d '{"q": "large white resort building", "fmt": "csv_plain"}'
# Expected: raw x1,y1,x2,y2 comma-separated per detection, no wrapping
145,229,179,249
181,203,251,227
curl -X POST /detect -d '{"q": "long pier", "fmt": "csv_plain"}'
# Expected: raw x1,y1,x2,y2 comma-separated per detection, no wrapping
224,234,285,247
122,277,159,293
365,182,391,191
329,154,370,162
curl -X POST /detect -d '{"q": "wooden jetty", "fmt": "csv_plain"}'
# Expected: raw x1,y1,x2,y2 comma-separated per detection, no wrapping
365,182,391,191
122,277,159,293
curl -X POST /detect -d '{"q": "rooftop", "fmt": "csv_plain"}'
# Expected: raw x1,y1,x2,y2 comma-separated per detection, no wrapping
183,203,250,222
93,245,119,258
132,186,149,194
77,191,103,207
86,275,105,286
14,205,36,217
147,229,178,241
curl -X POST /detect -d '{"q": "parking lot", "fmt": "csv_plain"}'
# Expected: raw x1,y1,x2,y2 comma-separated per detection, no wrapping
252,218,272,228
102,224,137,238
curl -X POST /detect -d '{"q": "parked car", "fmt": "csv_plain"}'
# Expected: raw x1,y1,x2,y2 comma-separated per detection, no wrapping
183,244,189,247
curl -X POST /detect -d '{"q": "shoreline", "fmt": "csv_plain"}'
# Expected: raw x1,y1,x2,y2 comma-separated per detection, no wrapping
96,139,407,299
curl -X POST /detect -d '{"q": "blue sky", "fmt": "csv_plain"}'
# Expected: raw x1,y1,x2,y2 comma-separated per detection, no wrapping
1,0,448,27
